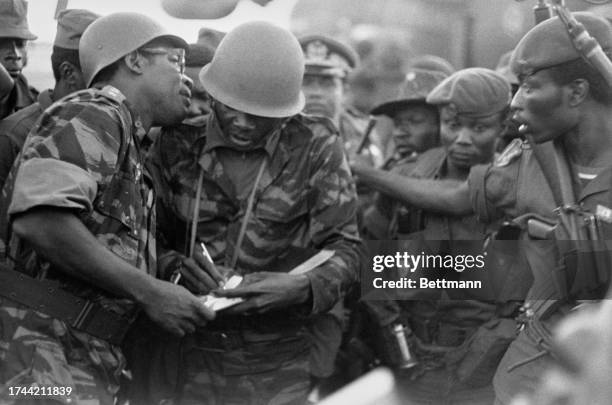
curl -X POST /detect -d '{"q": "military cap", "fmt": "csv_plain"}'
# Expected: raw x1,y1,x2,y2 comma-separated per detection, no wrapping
54,9,99,50
511,12,612,77
197,27,225,48
299,34,359,78
0,0,36,40
408,54,455,76
371,68,448,116
426,67,511,118
185,42,215,67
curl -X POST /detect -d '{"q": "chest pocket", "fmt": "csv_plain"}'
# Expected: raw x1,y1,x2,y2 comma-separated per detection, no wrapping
254,186,308,239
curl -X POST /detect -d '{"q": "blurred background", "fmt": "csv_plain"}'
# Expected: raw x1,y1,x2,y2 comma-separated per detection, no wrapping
24,0,604,111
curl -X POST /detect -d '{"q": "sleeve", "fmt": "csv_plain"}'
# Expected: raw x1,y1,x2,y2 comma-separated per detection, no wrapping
306,126,363,314
145,127,186,275
7,101,123,218
0,134,19,191
467,160,520,224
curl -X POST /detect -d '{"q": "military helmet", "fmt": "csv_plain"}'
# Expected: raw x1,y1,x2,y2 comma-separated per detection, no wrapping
199,21,305,118
79,12,188,87
371,69,448,117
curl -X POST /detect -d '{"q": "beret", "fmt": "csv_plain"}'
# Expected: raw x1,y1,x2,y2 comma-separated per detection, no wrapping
185,42,215,67
54,9,99,50
426,67,511,118
408,54,455,76
299,34,359,78
0,0,36,40
371,68,448,116
511,12,612,77
197,27,225,48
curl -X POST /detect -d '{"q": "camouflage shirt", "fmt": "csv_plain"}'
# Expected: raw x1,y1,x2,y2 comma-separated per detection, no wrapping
0,89,54,190
148,113,361,314
2,85,156,317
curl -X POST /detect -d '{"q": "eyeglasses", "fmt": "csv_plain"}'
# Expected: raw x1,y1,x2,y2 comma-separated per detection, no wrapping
139,47,186,75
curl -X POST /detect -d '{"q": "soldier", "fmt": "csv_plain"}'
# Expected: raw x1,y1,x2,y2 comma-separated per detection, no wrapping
0,12,214,404
0,0,37,119
360,68,519,405
147,21,361,404
0,9,99,191
362,68,447,239
299,34,383,166
352,12,612,404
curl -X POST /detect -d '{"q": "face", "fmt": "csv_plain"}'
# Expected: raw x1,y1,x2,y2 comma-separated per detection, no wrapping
183,65,212,126
512,69,575,144
0,38,27,78
213,100,282,150
439,107,503,171
139,42,192,127
390,104,439,156
302,73,344,119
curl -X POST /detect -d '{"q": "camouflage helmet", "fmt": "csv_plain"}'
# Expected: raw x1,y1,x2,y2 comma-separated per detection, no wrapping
199,21,305,118
79,12,188,87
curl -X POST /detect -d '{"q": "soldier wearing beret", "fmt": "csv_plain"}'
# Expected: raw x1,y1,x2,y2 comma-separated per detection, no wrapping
357,68,518,404
351,12,612,404
0,9,99,192
0,0,37,119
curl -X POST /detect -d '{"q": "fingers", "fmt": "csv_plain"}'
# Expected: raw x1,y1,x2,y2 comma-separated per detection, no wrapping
181,257,219,293
193,249,225,285
194,299,216,323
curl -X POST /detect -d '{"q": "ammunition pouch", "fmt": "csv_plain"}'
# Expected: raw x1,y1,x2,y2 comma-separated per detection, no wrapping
0,267,134,345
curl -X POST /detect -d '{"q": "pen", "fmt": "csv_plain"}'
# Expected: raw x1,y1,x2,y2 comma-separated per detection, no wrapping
200,242,225,288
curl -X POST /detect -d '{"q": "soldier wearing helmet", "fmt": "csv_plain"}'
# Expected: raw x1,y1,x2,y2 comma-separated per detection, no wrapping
0,0,38,119
147,21,361,404
0,12,215,404
0,9,99,191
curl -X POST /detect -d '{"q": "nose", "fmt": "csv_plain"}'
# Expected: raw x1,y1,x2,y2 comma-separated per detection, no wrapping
233,111,256,130
4,41,22,60
455,127,473,145
510,87,524,111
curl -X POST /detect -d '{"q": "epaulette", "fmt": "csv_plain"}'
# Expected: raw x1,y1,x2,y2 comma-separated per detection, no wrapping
98,85,126,104
494,138,525,167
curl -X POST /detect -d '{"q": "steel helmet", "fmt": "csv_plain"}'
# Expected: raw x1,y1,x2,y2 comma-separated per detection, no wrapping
199,21,305,118
79,12,188,87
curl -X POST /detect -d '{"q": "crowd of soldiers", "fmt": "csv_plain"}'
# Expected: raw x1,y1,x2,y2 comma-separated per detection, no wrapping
0,0,611,404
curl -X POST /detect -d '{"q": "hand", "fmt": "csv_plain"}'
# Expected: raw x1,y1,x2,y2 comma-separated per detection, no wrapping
349,155,372,176
215,272,312,315
141,279,215,336
178,249,228,294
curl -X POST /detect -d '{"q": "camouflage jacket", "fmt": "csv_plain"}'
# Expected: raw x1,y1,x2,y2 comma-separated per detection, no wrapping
148,113,361,315
1,85,156,317
0,89,54,190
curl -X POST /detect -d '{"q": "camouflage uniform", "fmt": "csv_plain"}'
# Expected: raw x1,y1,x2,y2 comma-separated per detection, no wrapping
0,85,155,405
148,112,361,405
0,88,53,190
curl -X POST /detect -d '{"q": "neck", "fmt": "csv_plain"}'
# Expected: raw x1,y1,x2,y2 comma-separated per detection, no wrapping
103,77,153,132
444,159,469,181
562,102,612,168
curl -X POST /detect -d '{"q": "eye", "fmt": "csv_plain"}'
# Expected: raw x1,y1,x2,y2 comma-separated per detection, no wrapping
473,124,487,133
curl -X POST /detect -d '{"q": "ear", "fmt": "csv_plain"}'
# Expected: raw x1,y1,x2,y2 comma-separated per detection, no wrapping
59,62,82,88
123,51,145,75
567,78,589,107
